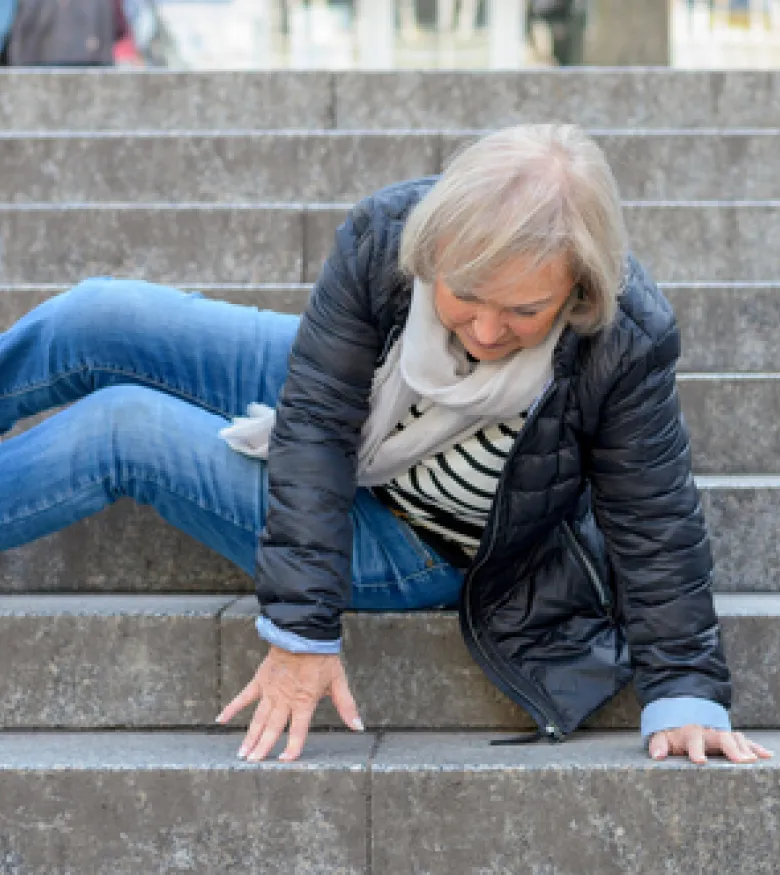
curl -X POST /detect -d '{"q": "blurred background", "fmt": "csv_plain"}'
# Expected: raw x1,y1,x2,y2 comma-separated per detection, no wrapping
114,0,780,71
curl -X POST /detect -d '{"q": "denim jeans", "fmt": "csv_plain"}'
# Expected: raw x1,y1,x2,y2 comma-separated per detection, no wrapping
0,278,464,611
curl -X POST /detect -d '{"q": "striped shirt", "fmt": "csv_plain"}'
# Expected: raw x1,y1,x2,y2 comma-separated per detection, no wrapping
375,399,526,561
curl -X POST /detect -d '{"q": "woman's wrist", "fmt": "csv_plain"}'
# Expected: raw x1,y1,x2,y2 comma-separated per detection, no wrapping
255,615,342,655
640,696,731,742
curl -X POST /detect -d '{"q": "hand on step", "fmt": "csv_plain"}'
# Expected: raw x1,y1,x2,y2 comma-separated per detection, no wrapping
215,646,365,762
649,725,773,765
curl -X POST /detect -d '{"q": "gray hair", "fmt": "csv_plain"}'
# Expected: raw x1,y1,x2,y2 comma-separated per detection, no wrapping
399,124,628,334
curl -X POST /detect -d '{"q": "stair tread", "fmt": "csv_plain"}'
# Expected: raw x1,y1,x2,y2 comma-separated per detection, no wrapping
1,591,779,615
1,729,778,769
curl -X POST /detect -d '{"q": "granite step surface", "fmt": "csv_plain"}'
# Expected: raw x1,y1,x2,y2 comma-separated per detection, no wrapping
2,69,780,132
677,375,780,474
0,593,776,731
1,369,778,474
2,201,780,284
0,478,776,597
306,200,780,284
0,282,777,374
3,129,780,203
0,729,777,874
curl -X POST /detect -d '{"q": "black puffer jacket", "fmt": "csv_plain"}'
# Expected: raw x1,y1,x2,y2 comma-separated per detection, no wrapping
256,177,731,739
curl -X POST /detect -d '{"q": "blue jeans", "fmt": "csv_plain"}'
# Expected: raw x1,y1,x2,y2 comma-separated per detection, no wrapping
0,279,464,611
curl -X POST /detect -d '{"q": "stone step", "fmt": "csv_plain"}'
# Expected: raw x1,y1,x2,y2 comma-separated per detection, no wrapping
2,369,775,474
0,204,304,285
2,202,780,284
307,200,780,284
0,132,438,206
0,729,777,874
3,130,780,203
678,375,780,474
446,130,780,202
0,282,776,373
0,461,776,598
662,283,780,373
1,70,779,132
0,593,776,731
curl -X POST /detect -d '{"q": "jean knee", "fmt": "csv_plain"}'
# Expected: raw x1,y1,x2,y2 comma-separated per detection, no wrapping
46,278,121,347
62,276,120,312
83,384,169,456
59,277,150,330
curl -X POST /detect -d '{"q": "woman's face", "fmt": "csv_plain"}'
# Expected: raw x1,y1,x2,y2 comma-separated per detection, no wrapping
433,253,574,362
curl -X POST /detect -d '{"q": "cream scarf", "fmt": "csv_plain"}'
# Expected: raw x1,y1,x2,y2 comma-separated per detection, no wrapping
220,278,563,486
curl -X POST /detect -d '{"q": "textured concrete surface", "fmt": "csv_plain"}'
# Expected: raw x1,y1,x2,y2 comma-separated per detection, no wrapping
443,131,780,201
0,282,775,373
0,205,303,284
334,70,780,130
0,71,333,132
0,132,439,204
220,596,780,731
701,479,780,593
666,284,780,372
0,595,233,727
0,484,776,596
1,203,780,286
1,70,780,132
0,501,253,594
6,130,780,203
371,731,780,875
0,731,372,874
624,203,780,283
678,376,780,474
717,594,780,728
0,730,777,875
305,202,780,284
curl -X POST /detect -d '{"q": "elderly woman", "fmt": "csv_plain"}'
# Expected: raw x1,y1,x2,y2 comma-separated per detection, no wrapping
1,125,771,765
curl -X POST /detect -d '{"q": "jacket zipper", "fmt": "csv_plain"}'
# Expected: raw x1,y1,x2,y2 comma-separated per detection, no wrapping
462,378,565,742
561,520,612,613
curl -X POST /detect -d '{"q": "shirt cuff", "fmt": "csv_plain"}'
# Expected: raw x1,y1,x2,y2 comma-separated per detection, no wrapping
255,616,342,655
640,696,731,741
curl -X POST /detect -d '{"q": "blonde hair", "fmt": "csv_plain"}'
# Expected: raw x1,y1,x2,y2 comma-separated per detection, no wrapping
399,124,628,334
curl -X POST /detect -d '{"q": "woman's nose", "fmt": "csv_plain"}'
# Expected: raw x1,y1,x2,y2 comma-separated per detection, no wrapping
471,308,506,345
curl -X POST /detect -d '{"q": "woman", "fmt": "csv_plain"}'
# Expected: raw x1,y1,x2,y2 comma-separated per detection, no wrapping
1,125,771,766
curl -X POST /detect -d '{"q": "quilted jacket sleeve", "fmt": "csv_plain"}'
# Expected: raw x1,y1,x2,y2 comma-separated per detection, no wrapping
587,321,732,711
254,198,382,644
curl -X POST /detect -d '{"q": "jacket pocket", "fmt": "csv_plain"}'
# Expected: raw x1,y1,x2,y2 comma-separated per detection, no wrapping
561,520,613,617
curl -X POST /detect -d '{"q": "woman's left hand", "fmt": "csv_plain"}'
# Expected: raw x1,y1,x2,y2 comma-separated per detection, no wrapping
648,725,774,765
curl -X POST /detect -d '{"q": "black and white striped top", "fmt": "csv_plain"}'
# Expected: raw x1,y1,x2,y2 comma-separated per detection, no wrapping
375,399,526,561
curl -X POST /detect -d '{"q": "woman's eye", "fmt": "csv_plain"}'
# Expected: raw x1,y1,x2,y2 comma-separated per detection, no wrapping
511,309,540,318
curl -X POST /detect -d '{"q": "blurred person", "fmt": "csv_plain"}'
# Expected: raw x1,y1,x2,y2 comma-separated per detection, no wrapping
7,0,126,66
121,0,179,68
0,0,16,64
528,0,587,65
0,126,773,767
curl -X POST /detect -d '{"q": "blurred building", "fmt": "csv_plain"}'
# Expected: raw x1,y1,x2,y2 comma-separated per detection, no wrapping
148,0,780,70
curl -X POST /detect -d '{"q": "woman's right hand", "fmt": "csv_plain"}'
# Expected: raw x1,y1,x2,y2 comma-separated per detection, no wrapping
215,646,364,762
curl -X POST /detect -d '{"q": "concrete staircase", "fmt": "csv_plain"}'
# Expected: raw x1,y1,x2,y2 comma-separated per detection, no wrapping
0,69,779,873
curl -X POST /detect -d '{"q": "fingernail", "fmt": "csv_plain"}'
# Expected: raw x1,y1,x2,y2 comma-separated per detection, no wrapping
215,715,225,724
279,752,294,762
651,751,662,760
237,745,248,759
352,717,365,732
